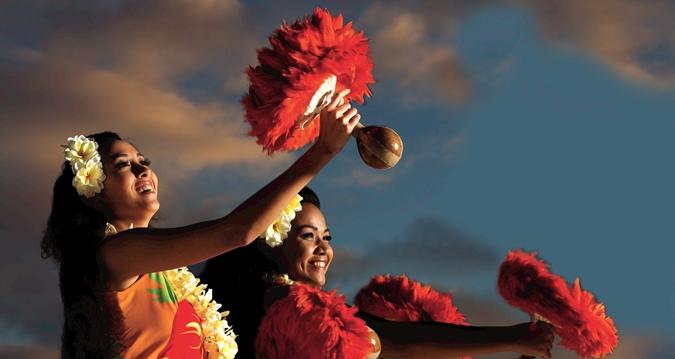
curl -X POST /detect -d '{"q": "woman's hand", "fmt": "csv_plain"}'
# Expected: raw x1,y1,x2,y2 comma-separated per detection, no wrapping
312,88,361,156
509,321,555,359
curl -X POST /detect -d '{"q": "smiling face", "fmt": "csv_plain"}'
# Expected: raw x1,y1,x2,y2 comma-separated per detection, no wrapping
276,203,333,287
98,139,159,228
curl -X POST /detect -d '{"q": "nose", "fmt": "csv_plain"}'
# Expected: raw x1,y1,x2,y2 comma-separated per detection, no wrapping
131,161,150,178
314,236,331,254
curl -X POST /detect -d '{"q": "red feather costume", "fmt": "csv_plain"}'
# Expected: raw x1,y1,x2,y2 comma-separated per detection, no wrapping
255,283,374,359
498,250,618,358
243,8,375,154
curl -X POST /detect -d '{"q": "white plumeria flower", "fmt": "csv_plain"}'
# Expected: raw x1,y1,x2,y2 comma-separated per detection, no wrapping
71,159,106,198
262,194,303,247
264,226,284,247
64,135,100,172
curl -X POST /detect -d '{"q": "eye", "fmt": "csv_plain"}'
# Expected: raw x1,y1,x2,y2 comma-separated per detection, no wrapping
115,160,131,169
323,235,332,241
140,158,152,167
300,232,314,240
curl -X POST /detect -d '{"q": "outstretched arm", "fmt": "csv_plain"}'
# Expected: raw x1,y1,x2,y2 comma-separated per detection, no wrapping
99,90,361,290
358,311,554,359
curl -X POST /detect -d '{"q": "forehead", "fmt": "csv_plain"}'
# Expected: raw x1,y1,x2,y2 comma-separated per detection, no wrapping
292,203,327,228
103,140,140,157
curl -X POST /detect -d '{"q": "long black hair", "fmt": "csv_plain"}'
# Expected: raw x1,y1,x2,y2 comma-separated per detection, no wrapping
200,187,320,358
41,131,124,358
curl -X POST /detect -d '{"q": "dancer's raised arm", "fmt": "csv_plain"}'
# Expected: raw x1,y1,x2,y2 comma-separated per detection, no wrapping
98,89,360,289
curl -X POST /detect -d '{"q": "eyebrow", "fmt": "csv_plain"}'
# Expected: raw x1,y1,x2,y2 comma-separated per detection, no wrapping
296,225,330,233
111,152,144,161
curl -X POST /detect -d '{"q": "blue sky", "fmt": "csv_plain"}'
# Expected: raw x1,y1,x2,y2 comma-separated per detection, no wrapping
1,1,673,357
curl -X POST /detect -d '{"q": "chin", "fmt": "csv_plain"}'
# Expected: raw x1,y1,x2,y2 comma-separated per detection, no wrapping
143,198,160,211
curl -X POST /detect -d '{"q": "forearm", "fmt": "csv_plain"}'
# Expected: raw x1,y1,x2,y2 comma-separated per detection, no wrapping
223,144,334,247
358,312,517,358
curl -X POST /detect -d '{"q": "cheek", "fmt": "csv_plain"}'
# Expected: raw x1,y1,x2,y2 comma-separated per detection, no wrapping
290,242,312,269
152,172,159,190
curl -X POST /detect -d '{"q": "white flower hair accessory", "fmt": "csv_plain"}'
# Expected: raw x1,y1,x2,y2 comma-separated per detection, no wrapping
262,194,303,247
63,135,106,198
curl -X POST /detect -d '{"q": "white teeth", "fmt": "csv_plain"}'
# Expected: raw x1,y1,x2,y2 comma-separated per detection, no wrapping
310,261,326,269
138,184,153,192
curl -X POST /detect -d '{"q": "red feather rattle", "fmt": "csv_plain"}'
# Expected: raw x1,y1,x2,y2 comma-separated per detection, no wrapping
497,250,618,358
243,8,403,169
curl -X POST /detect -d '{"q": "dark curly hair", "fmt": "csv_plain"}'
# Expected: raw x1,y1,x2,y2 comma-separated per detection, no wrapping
41,131,124,358
200,187,320,358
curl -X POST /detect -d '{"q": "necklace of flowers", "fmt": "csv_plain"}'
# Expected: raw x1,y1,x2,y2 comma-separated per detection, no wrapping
105,224,238,359
264,272,296,287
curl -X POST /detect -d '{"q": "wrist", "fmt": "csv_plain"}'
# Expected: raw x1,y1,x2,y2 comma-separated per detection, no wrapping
304,143,336,169
310,139,340,157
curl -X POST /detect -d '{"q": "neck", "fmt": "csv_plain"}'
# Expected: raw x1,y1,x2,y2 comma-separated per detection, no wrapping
109,217,150,231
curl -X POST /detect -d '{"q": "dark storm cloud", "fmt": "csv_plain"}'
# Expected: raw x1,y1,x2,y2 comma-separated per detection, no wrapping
328,216,498,289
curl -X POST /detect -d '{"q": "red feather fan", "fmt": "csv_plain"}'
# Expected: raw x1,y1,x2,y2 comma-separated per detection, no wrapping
256,283,374,359
354,274,469,325
243,8,375,154
497,250,618,358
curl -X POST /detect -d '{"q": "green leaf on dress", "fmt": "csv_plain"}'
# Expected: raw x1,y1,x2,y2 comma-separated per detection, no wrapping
148,272,178,303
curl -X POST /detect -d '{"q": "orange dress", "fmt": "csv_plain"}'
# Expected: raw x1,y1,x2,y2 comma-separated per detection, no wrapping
106,272,204,358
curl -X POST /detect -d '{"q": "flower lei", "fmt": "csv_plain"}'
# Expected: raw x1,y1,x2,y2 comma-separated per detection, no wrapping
104,225,238,358
264,272,295,287
63,135,106,198
261,194,303,247
163,268,238,358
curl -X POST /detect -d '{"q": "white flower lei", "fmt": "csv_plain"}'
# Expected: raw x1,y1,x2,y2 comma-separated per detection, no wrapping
261,194,303,247
163,268,238,359
104,225,238,358
63,135,106,198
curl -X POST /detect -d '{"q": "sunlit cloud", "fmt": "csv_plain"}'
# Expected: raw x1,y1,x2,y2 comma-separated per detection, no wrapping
360,3,472,107
523,0,675,87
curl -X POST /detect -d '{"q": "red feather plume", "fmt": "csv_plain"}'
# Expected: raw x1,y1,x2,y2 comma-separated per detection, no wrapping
243,7,375,154
497,250,578,328
354,275,470,359
255,283,373,359
354,274,469,325
497,250,618,358
558,278,619,358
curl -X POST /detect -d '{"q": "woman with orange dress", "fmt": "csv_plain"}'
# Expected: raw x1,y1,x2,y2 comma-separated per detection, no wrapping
41,90,359,358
